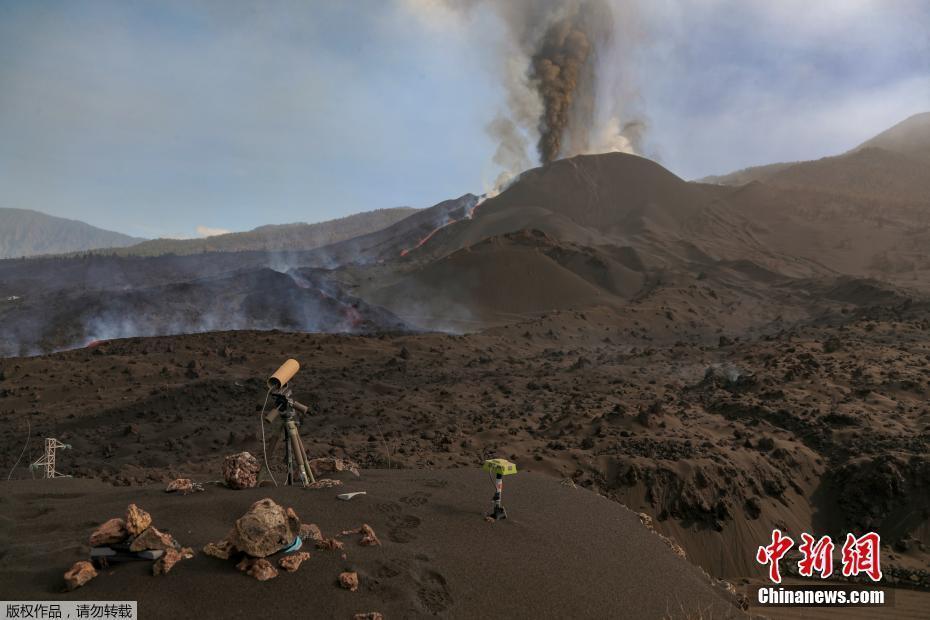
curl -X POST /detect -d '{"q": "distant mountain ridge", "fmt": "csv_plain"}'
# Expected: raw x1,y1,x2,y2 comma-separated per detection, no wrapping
0,208,142,259
699,111,930,198
96,207,419,257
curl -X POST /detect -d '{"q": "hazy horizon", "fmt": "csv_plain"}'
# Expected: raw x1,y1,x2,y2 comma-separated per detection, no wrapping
2,0,928,239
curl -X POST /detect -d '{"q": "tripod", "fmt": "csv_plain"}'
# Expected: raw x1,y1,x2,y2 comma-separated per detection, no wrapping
264,386,316,487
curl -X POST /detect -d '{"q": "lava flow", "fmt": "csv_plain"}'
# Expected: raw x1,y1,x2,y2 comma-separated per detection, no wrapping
399,194,489,257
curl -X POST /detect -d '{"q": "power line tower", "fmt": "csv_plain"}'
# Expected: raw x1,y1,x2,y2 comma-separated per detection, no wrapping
30,438,72,479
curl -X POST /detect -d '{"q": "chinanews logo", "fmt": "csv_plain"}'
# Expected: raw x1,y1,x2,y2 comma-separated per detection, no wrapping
756,529,883,584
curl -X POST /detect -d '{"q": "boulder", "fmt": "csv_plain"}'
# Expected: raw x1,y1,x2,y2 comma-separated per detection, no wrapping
353,614,384,620
89,518,128,547
278,551,310,572
64,561,97,591
153,547,194,575
230,498,300,558
125,504,152,536
223,452,261,489
308,457,360,477
129,527,178,552
247,558,278,581
339,571,359,592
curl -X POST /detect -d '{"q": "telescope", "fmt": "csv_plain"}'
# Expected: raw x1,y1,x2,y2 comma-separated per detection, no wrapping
262,359,315,486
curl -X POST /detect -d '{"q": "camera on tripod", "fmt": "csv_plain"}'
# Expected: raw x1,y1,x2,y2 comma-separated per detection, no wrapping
262,359,316,487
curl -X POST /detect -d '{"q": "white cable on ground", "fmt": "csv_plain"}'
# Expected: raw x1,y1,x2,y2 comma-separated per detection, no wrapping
7,415,31,481
259,389,278,487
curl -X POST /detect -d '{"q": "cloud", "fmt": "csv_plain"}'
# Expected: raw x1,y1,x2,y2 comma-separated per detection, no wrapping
196,225,231,238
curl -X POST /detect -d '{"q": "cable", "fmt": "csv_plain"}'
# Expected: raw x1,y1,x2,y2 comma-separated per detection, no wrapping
259,389,278,487
6,415,31,481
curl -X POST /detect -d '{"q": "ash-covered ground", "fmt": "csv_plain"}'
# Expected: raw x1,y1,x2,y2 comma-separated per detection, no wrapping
3,296,930,586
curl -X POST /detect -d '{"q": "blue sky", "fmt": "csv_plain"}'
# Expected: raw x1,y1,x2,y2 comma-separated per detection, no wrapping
1,0,928,238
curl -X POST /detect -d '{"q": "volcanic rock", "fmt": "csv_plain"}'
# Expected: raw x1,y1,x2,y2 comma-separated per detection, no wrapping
316,538,345,551
339,571,359,592
300,523,323,542
125,503,152,536
308,478,342,489
203,534,236,560
247,558,278,581
223,452,261,489
341,524,380,547
230,498,300,558
278,551,310,572
165,478,202,494
165,478,192,493
89,518,128,546
359,524,380,547
153,547,194,575
308,457,361,477
129,527,178,552
64,561,97,591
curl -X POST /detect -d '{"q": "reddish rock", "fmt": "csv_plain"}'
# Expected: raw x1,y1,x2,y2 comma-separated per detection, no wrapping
125,504,152,536
300,523,323,542
339,571,359,592
308,457,360,477
316,537,345,551
203,534,236,560
129,526,178,552
153,547,194,575
359,524,380,547
247,558,278,581
230,498,300,558
89,518,128,546
307,478,342,489
64,561,97,591
278,551,310,572
223,452,261,490
339,524,380,547
165,478,193,494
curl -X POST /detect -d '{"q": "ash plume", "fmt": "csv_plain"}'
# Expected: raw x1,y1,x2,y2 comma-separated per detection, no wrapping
528,0,612,164
407,0,643,174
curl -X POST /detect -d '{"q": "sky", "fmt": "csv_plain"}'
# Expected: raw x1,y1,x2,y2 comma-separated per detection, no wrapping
1,0,928,239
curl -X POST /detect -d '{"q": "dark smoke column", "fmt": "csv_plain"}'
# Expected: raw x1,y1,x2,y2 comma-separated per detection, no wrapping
528,0,611,165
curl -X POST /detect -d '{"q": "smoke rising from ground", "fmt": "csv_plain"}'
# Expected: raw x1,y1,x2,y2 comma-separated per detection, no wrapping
407,0,644,177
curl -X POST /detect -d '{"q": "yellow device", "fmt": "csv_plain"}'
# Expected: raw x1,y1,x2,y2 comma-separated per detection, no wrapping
483,459,517,476
483,459,517,520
